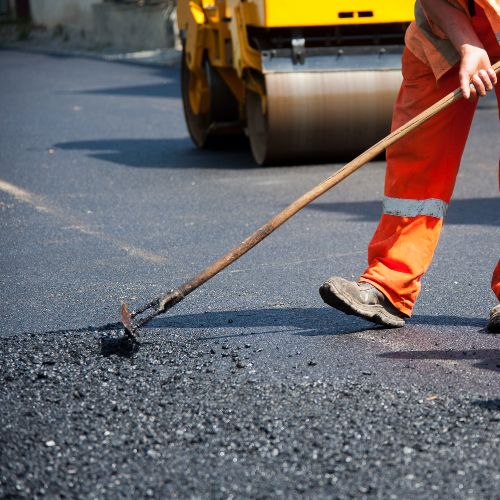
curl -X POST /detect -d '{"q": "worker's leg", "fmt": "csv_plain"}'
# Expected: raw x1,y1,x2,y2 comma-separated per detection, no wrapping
491,81,500,301
321,5,499,325
491,45,500,302
361,4,500,316
359,48,478,316
492,260,500,300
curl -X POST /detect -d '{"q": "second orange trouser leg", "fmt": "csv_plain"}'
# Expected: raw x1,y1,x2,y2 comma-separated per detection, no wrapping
491,80,500,301
492,259,500,300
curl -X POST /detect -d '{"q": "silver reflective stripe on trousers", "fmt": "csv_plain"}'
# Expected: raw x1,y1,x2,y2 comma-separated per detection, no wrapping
383,196,448,219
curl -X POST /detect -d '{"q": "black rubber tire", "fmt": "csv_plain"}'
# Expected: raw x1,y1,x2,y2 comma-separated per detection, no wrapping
246,89,270,165
181,48,240,149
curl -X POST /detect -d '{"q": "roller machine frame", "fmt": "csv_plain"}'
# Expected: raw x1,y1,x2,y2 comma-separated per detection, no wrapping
177,0,415,164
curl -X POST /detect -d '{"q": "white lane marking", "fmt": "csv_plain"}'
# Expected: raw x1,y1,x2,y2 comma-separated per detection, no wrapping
0,178,166,264
0,178,35,204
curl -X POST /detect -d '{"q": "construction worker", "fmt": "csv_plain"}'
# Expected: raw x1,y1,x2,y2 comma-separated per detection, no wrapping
320,0,500,332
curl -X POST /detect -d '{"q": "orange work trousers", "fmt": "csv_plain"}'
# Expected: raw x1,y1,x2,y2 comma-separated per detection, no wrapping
360,6,500,316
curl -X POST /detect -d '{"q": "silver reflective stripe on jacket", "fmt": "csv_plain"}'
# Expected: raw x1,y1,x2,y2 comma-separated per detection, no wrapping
383,196,449,219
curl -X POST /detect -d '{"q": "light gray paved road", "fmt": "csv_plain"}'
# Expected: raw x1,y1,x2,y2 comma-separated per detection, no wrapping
0,49,499,498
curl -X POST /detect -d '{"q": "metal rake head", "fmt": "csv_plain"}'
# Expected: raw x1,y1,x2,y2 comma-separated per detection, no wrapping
120,289,185,342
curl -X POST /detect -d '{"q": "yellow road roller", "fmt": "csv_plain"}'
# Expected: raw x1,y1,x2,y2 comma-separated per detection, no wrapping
177,1,415,165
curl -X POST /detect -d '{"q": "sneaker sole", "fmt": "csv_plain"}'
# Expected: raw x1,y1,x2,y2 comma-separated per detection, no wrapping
319,280,405,328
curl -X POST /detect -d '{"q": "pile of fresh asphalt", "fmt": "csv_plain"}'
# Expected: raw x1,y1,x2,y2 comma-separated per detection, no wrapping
1,327,499,498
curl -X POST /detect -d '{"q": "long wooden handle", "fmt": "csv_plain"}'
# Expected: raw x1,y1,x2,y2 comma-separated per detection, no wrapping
128,61,500,332
173,61,500,295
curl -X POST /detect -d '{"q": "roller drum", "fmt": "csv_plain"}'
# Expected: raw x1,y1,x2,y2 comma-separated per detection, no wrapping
247,70,402,165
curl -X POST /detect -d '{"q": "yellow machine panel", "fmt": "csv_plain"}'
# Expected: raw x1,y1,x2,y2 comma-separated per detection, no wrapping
249,0,415,27
177,0,416,165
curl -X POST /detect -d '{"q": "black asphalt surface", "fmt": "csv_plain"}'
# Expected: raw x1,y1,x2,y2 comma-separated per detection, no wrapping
0,49,499,498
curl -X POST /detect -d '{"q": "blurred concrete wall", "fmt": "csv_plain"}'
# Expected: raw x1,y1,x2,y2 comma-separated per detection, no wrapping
93,2,176,51
28,0,178,51
30,0,98,30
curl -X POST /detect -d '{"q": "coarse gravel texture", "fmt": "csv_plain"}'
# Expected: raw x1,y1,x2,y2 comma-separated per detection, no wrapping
1,328,499,499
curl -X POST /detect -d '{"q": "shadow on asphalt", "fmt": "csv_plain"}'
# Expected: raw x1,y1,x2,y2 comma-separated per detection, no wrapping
75,81,180,99
471,398,500,411
379,348,500,373
54,137,257,169
144,307,491,336
71,66,181,99
410,315,486,327
19,308,489,342
53,137,365,169
100,336,139,358
308,198,500,226
146,306,363,338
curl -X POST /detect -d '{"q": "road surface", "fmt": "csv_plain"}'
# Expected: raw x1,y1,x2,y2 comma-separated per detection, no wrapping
0,49,499,498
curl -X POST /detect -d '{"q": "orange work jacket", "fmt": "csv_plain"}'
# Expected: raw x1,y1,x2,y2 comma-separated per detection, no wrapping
405,0,500,79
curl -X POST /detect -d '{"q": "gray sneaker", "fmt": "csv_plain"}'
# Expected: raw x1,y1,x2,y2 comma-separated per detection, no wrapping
487,304,500,333
319,277,407,328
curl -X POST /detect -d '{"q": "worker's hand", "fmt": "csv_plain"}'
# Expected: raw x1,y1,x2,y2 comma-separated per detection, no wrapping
459,44,497,99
